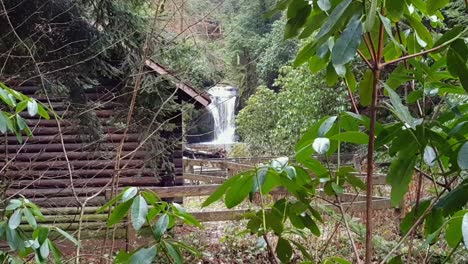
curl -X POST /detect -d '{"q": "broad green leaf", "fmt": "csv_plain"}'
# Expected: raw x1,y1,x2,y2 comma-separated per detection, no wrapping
37,104,50,120
427,0,449,15
331,182,344,194
316,0,352,40
153,214,169,240
312,137,330,154
326,62,339,86
48,240,62,264
433,26,466,48
15,100,28,113
285,2,311,39
309,54,328,73
445,210,468,248
378,14,405,51
131,195,148,230
318,116,337,136
364,0,377,32
202,174,241,207
383,82,423,129
329,131,369,144
128,245,157,264
386,0,405,21
387,150,417,206
294,41,319,66
405,14,433,47
433,179,468,216
324,257,352,264
54,227,80,246
276,237,293,263
447,39,468,92
225,171,255,208
164,241,183,264
423,146,436,167
400,200,431,235
108,199,133,226
317,0,331,11
407,90,423,103
359,70,373,106
463,213,468,250
332,14,363,66
27,100,38,117
345,173,366,190
6,200,22,211
23,208,37,229
9,209,22,229
140,191,159,205
40,239,50,259
6,226,20,250
122,187,138,202
388,255,403,264
299,12,327,39
345,65,357,92
458,142,468,170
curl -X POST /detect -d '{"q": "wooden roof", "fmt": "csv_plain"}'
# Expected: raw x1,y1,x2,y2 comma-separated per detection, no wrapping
145,60,211,107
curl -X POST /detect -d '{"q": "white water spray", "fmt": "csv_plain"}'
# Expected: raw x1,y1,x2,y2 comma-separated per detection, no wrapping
207,85,237,144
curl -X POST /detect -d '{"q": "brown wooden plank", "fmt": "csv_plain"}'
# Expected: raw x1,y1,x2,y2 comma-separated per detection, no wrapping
10,177,158,188
0,142,140,153
4,168,154,179
0,151,148,161
0,159,145,170
2,133,140,144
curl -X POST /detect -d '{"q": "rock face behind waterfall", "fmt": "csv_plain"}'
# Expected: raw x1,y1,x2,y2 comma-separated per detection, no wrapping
207,85,238,144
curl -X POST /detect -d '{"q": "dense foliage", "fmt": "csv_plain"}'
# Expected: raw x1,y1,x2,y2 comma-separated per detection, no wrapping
236,66,348,155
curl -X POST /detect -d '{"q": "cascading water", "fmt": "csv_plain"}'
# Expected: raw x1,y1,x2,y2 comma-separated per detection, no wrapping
207,85,237,144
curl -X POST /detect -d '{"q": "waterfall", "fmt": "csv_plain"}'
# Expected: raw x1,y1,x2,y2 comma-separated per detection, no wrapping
207,85,237,144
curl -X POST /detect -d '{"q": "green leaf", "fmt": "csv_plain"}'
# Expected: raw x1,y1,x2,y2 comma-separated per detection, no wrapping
458,142,468,170
276,237,293,263
164,241,183,264
40,239,50,259
331,182,344,194
54,227,80,246
153,214,169,240
317,0,331,11
407,90,423,103
345,65,357,92
202,174,240,207
23,208,37,229
447,39,468,92
312,137,330,154
332,14,363,66
378,14,405,51
15,100,28,113
6,200,22,211
387,150,417,206
122,187,138,202
434,179,468,216
97,192,125,213
383,82,423,129
309,54,328,73
386,0,405,21
225,171,254,208
141,191,159,205
329,131,369,144
387,255,403,264
364,0,377,32
37,104,50,120
6,227,20,250
294,41,319,67
326,62,339,86
302,214,321,236
9,209,22,229
405,14,433,47
324,257,352,264
445,210,468,248
359,70,373,106
344,173,366,190
316,0,352,40
128,245,157,264
463,213,468,251
108,199,133,227
433,26,466,48
27,100,38,117
285,2,311,39
427,0,449,15
131,195,148,230
423,146,436,167
400,199,431,235
48,240,62,264
318,116,337,136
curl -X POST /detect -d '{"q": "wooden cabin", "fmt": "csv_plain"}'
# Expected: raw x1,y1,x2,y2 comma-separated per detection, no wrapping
1,60,210,211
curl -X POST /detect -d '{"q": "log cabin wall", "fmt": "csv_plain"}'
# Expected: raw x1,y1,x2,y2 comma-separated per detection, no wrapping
1,80,182,208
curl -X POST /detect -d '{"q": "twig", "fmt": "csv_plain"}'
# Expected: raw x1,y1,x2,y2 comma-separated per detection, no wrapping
381,44,448,67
